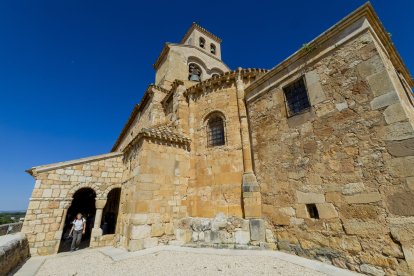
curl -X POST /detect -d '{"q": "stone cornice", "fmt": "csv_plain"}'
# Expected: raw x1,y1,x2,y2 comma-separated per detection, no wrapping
26,152,123,176
245,2,414,97
185,68,269,96
180,22,222,44
111,84,170,151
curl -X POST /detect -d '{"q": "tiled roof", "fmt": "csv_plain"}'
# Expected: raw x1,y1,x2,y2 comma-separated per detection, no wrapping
123,124,191,153
140,124,190,144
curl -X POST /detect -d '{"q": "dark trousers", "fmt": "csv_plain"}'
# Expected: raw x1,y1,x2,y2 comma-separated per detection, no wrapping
71,230,82,250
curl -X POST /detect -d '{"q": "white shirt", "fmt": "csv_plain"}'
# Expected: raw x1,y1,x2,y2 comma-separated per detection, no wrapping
73,218,86,231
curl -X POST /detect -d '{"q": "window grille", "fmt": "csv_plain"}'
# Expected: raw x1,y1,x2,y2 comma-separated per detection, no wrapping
207,116,225,147
284,77,311,116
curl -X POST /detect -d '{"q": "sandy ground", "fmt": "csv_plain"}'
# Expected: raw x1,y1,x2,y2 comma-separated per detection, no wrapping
35,249,327,276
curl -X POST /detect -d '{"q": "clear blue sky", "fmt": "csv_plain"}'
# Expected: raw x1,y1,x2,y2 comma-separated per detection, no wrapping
0,0,413,211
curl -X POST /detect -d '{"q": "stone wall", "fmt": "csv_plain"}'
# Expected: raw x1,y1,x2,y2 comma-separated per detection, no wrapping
118,138,191,251
187,82,245,218
246,24,414,275
22,152,124,255
174,213,276,250
0,233,30,275
0,222,23,236
115,86,168,151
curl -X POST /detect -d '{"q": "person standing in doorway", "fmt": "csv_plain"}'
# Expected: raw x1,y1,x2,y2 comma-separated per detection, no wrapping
69,213,86,252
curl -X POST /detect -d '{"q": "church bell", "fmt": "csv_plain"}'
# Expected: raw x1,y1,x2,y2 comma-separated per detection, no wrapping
189,74,200,82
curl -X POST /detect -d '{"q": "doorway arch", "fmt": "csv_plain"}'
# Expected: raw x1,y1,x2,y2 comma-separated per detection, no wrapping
58,187,96,253
101,188,121,235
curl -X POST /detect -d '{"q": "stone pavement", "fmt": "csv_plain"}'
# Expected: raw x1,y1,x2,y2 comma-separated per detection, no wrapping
15,246,361,276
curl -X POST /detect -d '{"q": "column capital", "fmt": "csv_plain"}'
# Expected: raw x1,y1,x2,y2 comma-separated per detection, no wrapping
95,199,107,209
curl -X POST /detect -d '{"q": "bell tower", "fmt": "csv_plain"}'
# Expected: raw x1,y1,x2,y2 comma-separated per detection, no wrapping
153,23,229,89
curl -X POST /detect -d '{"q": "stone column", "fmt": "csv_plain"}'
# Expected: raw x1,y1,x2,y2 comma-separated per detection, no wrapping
235,70,262,219
91,198,107,239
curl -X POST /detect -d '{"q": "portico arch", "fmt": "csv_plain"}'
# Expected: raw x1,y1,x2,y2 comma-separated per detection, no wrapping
58,187,97,252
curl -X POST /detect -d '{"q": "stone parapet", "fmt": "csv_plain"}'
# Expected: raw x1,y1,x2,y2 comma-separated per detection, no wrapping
0,233,30,276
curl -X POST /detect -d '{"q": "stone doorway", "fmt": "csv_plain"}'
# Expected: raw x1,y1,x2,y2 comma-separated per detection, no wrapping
101,188,121,235
58,188,96,253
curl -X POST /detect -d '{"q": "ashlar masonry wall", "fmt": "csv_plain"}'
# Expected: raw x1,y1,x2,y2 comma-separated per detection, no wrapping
22,152,124,255
117,138,191,251
246,23,414,275
187,82,245,218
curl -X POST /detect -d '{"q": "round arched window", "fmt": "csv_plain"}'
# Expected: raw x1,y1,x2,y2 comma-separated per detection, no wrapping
199,37,205,48
210,44,216,55
188,63,202,82
206,114,225,147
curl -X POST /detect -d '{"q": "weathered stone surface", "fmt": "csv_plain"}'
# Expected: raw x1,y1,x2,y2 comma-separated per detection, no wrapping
128,239,143,251
249,219,265,242
130,225,151,240
315,203,338,219
143,237,158,249
366,70,394,97
296,191,325,204
343,221,386,236
385,138,414,157
305,71,326,105
341,182,365,195
0,233,30,276
235,230,250,245
386,156,414,177
360,264,385,276
390,223,414,243
151,223,165,237
383,103,408,124
402,244,414,269
386,192,414,216
370,91,399,110
384,122,414,141
344,192,381,204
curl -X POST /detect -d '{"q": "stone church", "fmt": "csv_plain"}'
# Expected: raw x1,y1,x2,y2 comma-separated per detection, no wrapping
22,3,414,275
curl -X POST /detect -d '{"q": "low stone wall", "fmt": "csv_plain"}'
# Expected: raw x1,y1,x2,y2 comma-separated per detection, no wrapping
0,233,30,275
173,214,276,250
0,222,23,236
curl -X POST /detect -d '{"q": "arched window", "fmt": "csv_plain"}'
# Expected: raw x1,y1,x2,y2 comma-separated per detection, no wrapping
199,37,205,48
188,63,202,82
210,44,216,55
206,114,225,147
211,73,220,78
